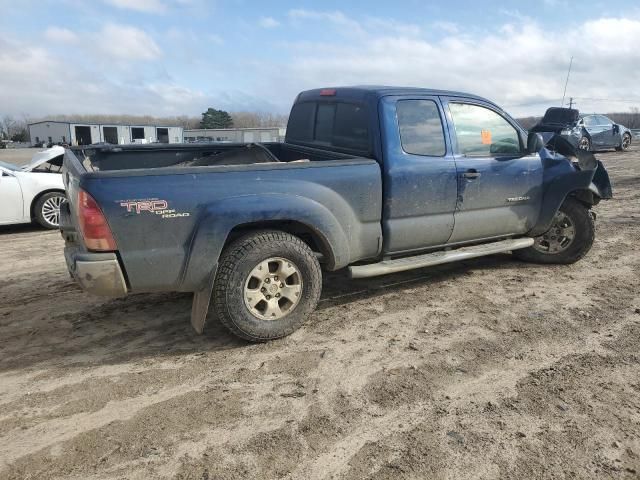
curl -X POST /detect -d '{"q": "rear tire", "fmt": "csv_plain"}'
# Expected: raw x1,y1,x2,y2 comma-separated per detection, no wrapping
34,192,66,229
514,198,594,264
212,230,322,342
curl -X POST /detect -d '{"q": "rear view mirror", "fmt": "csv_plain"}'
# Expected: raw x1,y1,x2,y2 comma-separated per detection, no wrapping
527,132,545,154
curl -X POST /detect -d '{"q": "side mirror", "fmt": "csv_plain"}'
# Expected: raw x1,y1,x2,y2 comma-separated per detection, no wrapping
527,132,545,154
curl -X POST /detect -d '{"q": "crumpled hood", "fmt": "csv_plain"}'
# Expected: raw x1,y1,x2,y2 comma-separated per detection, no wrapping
530,107,580,133
21,146,65,171
540,107,579,125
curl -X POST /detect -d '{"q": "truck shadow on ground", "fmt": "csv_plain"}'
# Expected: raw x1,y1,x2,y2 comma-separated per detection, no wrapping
318,253,531,310
1,254,535,373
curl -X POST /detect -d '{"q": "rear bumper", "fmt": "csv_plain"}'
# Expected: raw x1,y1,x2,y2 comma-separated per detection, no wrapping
65,247,127,296
60,198,128,297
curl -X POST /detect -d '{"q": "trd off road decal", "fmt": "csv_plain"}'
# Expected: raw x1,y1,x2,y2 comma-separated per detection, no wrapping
118,198,190,218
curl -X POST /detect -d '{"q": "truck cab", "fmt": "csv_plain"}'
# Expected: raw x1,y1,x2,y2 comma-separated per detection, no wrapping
288,87,543,254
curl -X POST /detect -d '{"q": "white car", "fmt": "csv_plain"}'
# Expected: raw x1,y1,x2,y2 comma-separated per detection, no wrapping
0,146,67,229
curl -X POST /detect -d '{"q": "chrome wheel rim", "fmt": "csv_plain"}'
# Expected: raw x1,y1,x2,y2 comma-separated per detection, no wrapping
579,138,590,151
243,257,303,320
42,195,66,226
622,134,631,150
532,211,575,254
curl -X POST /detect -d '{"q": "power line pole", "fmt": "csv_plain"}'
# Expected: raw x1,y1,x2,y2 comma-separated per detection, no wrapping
569,97,575,109
561,56,574,107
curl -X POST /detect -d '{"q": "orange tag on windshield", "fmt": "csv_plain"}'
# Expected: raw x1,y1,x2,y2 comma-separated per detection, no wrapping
481,130,492,144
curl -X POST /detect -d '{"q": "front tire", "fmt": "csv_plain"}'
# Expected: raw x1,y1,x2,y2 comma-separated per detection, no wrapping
578,136,591,151
616,133,631,152
34,192,66,229
514,198,594,264
212,230,322,342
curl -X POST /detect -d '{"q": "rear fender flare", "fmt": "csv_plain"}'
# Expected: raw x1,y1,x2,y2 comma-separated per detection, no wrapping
181,193,350,292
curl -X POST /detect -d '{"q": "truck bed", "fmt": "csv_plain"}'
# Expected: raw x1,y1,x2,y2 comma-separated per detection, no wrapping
72,142,358,172
62,142,383,294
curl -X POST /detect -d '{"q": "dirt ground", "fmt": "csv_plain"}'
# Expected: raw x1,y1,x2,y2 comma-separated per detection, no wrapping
0,147,42,167
1,146,639,480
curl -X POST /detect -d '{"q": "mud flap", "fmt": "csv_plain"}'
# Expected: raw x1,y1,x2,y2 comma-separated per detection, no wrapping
190,274,216,334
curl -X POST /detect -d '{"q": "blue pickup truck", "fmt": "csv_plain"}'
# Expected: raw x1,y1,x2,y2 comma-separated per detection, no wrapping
60,86,612,341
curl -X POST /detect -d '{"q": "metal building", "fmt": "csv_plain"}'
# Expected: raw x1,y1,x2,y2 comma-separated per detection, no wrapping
183,127,285,143
28,121,183,146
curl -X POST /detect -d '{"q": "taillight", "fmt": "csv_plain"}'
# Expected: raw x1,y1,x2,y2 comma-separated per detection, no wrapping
78,189,117,251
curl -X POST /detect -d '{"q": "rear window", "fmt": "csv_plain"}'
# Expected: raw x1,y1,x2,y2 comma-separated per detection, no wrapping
286,101,369,153
397,99,446,156
286,102,315,142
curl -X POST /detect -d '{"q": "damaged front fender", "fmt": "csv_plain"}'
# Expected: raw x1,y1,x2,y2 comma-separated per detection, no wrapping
527,134,612,237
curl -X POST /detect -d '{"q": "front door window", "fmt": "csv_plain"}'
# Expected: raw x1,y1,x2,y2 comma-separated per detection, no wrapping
449,103,521,156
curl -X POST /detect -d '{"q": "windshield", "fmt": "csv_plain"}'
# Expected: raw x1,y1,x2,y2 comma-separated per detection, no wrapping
0,161,19,171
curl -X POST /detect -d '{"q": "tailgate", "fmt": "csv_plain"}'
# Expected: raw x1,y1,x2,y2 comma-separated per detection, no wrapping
59,148,87,243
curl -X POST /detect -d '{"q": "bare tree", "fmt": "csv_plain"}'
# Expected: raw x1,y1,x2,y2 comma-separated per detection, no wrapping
230,111,288,128
1,115,16,139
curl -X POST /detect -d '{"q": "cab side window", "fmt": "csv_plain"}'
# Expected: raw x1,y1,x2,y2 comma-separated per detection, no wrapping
583,116,597,127
397,99,446,156
449,103,520,156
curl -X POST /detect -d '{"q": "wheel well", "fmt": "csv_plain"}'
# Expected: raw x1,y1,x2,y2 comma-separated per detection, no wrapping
30,189,66,219
224,220,335,269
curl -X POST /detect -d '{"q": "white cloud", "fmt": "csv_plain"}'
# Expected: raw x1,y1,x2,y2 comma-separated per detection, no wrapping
432,21,460,35
44,27,78,44
94,24,162,61
102,0,210,15
2,10,640,118
580,17,640,56
259,17,280,28
266,11,640,116
103,0,167,13
0,33,273,117
288,9,364,35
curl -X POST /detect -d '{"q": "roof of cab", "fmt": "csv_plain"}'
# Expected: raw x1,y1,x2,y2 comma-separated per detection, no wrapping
296,85,498,108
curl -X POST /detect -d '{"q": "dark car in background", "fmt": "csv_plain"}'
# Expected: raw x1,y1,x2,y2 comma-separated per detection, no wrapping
531,107,632,152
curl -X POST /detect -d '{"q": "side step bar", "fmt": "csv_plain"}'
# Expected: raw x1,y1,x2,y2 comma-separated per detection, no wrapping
349,237,534,279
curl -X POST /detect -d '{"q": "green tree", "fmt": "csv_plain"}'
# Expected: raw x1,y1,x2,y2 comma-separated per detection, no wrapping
200,108,233,129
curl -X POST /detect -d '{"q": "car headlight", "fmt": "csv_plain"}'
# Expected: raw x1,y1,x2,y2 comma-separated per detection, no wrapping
561,128,580,137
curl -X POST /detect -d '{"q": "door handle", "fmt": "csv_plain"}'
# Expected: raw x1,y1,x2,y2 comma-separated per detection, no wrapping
462,169,481,179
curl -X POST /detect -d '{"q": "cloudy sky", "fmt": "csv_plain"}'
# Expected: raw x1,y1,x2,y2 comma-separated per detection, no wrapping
1,0,640,118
